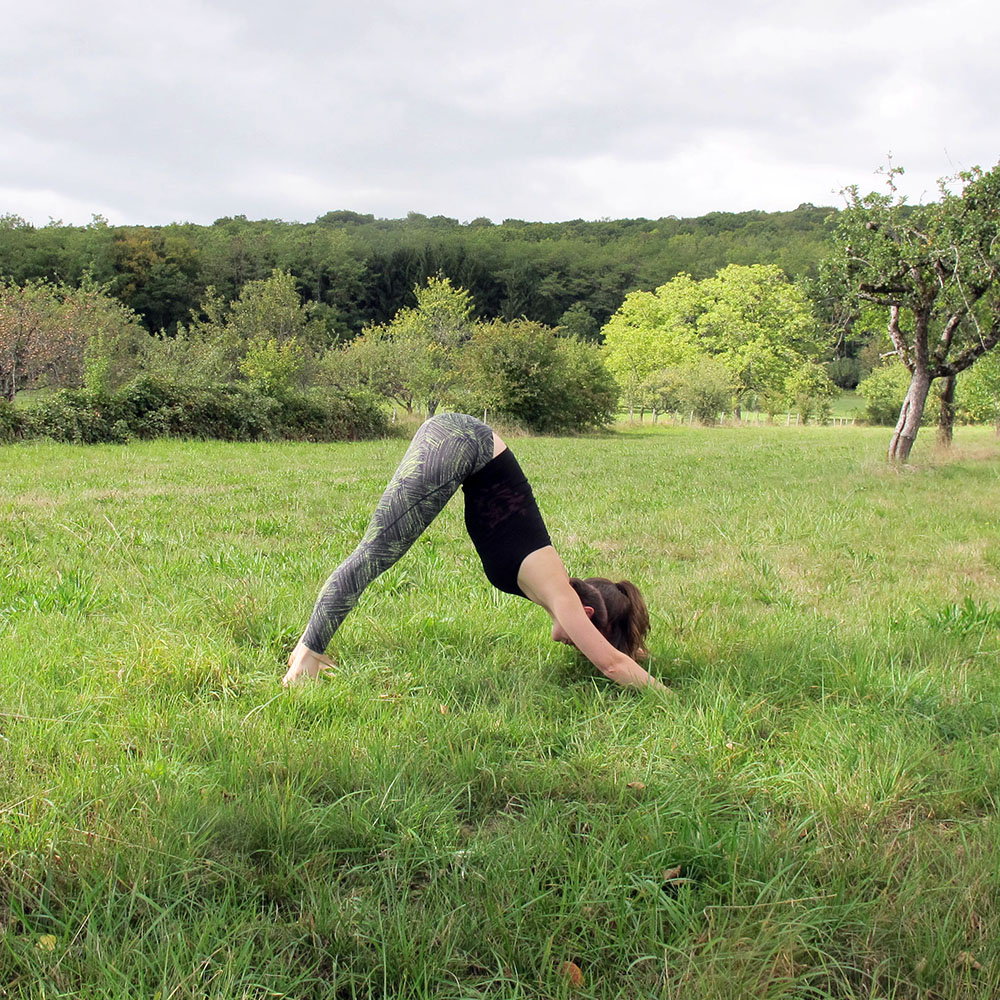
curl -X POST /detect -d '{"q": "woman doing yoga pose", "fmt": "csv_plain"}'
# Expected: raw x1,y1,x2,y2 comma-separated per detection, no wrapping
283,413,663,690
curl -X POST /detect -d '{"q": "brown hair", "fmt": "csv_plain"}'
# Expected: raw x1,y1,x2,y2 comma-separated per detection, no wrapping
569,577,650,660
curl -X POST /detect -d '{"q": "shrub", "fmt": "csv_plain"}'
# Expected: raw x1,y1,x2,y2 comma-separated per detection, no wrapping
785,362,838,424
148,383,278,441
0,399,25,443
27,389,113,443
553,336,619,430
826,356,863,389
674,360,734,424
138,325,242,387
20,378,388,443
270,390,388,441
463,321,617,432
958,352,1000,431
856,362,945,428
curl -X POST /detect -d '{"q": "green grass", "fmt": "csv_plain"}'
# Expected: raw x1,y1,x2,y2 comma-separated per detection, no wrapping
2,423,1000,998
829,390,862,419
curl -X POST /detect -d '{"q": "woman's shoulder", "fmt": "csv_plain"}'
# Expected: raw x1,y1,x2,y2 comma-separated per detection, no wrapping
516,545,572,606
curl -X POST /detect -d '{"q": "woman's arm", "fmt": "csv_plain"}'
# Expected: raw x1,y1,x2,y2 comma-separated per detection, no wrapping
518,548,667,691
551,589,666,690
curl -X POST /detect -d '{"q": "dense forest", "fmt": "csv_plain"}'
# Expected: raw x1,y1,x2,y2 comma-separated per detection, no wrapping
0,205,837,341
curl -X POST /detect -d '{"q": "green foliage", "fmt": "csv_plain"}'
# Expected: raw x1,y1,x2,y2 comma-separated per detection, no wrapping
107,225,203,334
462,319,560,426
271,389,388,441
699,263,825,399
26,387,119,443
601,265,824,418
224,268,323,348
555,335,620,429
0,205,836,343
388,274,476,414
0,278,147,401
557,300,601,341
856,362,914,425
0,281,80,400
672,359,734,423
0,398,25,442
826,355,864,389
785,361,838,423
601,273,705,414
138,323,242,387
22,376,387,443
639,367,684,415
238,337,306,398
319,326,417,413
463,320,617,432
958,350,1000,428
72,279,147,394
330,277,617,431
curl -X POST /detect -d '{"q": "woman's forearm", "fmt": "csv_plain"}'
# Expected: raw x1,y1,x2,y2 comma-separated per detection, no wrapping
597,653,668,691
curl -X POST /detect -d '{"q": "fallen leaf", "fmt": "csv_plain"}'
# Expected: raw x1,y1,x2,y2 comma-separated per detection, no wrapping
627,781,646,790
956,951,983,971
558,961,584,987
439,704,449,714
663,865,682,881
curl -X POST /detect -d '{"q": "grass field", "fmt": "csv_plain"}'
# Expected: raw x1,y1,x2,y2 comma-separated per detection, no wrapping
2,422,1000,999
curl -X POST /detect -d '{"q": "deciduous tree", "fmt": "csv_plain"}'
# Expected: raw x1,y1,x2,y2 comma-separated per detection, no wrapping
386,275,475,415
824,162,1000,461
601,266,822,421
0,282,65,400
601,273,704,419
697,264,823,413
0,280,142,400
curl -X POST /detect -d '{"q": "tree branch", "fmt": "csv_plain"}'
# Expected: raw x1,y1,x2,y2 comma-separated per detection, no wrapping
939,325,1000,376
887,305,914,371
933,314,962,365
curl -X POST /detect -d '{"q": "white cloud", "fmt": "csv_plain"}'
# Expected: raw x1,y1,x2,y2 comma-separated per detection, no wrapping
1,0,998,225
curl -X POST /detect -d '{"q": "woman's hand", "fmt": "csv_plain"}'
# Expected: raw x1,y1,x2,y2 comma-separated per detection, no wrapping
282,641,336,686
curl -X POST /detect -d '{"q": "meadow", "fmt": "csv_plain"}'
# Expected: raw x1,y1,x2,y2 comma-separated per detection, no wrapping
1,422,999,999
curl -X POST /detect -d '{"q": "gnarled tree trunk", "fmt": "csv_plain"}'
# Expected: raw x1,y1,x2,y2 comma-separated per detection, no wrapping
937,375,956,447
888,369,932,462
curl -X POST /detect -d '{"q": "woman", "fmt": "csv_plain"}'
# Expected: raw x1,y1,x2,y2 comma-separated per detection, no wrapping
283,413,663,690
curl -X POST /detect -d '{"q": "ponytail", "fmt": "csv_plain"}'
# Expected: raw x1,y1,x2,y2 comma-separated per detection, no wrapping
569,576,650,660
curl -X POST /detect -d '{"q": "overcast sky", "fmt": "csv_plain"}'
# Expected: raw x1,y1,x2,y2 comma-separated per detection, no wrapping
2,0,998,227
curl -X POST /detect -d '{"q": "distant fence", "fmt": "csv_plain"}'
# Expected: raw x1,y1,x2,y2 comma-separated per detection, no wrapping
628,410,858,426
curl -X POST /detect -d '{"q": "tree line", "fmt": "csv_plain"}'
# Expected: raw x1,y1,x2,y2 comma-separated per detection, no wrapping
0,205,836,343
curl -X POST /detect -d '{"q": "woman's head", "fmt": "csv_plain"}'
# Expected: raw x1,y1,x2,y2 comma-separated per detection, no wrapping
569,577,650,660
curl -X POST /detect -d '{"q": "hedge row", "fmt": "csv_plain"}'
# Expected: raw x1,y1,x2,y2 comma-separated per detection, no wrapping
0,377,388,444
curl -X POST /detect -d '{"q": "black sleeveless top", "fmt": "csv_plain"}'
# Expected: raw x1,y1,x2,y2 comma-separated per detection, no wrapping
462,448,552,597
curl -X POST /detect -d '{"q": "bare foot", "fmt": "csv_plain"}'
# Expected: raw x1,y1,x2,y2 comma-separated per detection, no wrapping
282,641,336,686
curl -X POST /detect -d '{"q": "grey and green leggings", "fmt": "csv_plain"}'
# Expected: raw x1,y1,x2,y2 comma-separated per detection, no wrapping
301,413,495,654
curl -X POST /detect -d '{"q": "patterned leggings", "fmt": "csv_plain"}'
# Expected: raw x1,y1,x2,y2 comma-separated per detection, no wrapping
301,413,495,653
